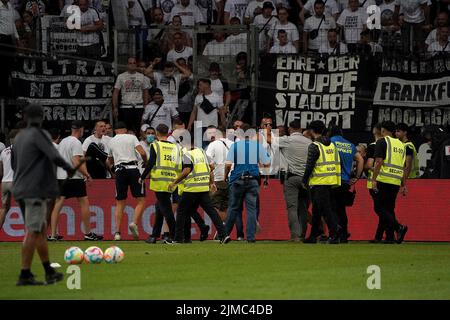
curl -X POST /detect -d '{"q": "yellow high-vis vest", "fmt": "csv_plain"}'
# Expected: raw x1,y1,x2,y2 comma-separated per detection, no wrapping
376,136,406,186
150,141,182,192
367,141,376,189
309,141,341,186
182,147,211,193
404,141,419,179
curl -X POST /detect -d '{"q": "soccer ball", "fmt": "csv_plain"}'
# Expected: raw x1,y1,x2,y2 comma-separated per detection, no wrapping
103,246,124,264
84,246,103,264
64,246,84,264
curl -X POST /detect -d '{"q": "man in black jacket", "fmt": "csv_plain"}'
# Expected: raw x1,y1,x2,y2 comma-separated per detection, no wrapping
12,104,75,286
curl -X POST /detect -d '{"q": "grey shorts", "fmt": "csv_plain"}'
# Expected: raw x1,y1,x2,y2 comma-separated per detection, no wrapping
18,198,48,233
1,181,13,206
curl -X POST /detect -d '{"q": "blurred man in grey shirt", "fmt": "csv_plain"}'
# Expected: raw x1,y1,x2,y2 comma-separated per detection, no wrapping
279,120,312,241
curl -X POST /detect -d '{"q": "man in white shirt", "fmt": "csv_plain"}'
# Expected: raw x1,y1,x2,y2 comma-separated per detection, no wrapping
112,56,151,133
49,121,103,241
425,11,449,50
141,88,181,130
428,26,450,55
270,29,297,53
166,31,193,63
82,120,112,179
244,0,276,24
159,0,178,23
337,0,368,52
170,0,205,26
319,28,348,54
303,0,336,53
203,32,231,56
0,129,17,230
206,127,233,224
253,2,279,51
394,0,429,53
144,59,192,111
224,16,248,55
188,78,226,132
268,7,300,52
209,62,231,114
224,0,249,25
300,0,339,25
107,121,148,241
73,0,104,59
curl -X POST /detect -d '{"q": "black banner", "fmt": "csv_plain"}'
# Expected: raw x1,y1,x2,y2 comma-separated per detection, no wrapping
258,54,375,133
11,55,115,129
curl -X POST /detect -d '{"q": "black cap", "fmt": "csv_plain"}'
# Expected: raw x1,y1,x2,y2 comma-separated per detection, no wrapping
114,121,127,130
209,62,221,72
263,1,275,10
71,120,84,129
150,88,163,97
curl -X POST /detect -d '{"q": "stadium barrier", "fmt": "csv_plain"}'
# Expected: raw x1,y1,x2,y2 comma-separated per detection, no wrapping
1,179,449,242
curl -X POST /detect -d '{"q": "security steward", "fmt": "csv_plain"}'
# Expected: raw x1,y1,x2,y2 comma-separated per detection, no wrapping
371,121,409,244
302,121,341,244
278,120,312,242
395,123,420,179
140,124,181,243
168,131,231,244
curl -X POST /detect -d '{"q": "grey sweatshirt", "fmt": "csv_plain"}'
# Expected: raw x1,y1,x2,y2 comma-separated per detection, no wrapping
12,126,73,200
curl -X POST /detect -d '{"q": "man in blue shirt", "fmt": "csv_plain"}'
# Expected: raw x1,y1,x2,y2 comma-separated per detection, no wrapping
224,124,271,243
328,125,364,242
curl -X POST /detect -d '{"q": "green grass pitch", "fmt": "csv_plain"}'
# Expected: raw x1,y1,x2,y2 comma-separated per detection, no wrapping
1,241,449,299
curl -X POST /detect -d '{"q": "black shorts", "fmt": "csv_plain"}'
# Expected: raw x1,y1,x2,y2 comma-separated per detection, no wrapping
115,168,145,200
60,179,87,199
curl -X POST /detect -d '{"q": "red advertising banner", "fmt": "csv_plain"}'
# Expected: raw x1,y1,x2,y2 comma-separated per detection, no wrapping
1,180,449,241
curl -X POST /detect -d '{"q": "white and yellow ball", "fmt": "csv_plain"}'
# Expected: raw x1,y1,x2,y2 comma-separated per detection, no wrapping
103,246,124,264
84,246,103,264
64,246,84,264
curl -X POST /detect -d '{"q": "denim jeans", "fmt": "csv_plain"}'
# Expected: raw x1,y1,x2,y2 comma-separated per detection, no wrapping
225,179,259,241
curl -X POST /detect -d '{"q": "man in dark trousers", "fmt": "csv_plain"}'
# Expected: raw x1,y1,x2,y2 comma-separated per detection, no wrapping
12,104,75,285
302,120,341,244
371,121,409,244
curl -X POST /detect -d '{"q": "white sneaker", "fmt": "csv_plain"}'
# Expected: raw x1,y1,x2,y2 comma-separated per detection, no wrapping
114,232,121,241
129,223,139,240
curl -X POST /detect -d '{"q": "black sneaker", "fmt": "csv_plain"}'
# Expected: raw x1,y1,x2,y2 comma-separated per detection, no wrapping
162,233,170,242
327,236,340,244
319,234,329,243
220,235,231,244
396,225,409,244
47,235,57,241
84,232,103,241
183,239,193,244
17,274,45,286
200,225,210,242
303,237,317,244
145,236,157,244
369,239,383,244
45,272,64,285
382,239,396,244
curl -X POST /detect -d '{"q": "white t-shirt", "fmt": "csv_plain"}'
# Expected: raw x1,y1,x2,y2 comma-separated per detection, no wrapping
114,72,151,106
170,3,205,26
319,42,348,54
0,142,5,154
224,0,250,24
253,14,279,50
195,92,223,128
166,46,193,62
53,142,66,180
224,32,248,55
244,0,276,20
158,0,178,22
108,134,141,165
337,8,368,44
76,8,101,46
303,0,340,17
270,42,297,53
206,138,233,181
428,40,450,54
195,0,219,23
58,136,84,179
210,78,229,101
126,0,147,27
395,0,427,24
425,29,450,47
203,39,232,56
153,72,182,107
142,101,179,130
0,146,13,182
82,134,111,154
268,21,300,47
304,15,336,50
